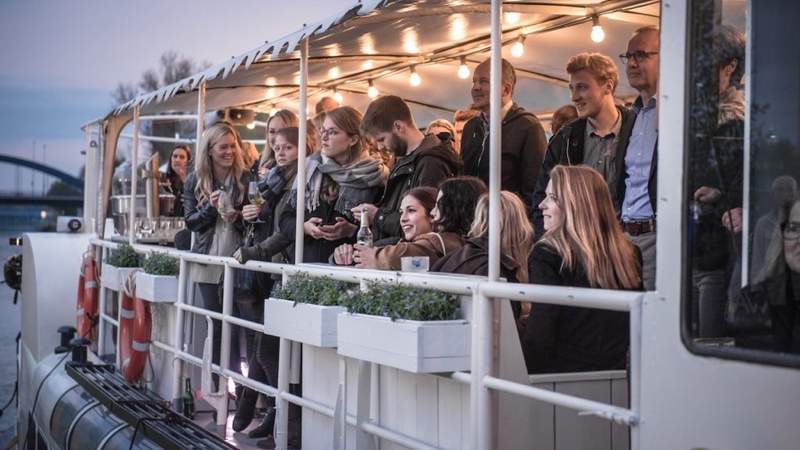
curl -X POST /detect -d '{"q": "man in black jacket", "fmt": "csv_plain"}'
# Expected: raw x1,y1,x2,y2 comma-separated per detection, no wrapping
460,58,547,211
532,52,636,237
354,95,461,241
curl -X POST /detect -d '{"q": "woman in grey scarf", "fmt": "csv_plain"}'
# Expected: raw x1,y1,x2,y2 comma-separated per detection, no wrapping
290,106,388,263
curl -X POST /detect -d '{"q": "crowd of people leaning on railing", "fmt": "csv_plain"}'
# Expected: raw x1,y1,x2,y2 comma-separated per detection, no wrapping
167,24,798,442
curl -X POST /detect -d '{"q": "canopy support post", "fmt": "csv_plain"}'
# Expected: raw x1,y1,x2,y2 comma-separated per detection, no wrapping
473,1,504,449
129,105,140,245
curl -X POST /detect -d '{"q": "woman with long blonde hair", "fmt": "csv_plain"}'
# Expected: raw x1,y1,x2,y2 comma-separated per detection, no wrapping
183,121,253,387
524,164,641,373
433,190,532,290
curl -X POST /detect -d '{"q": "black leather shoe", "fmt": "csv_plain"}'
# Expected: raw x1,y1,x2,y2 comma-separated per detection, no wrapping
248,408,276,438
232,388,257,432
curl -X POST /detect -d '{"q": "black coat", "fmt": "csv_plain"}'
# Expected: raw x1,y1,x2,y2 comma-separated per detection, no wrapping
182,171,252,255
302,181,383,263
431,235,519,282
689,118,744,270
531,107,637,237
523,244,633,374
373,133,461,241
460,103,547,213
432,235,523,318
239,172,297,265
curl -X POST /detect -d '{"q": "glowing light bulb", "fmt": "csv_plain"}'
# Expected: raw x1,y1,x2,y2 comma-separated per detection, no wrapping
246,122,256,130
457,57,470,79
590,16,605,43
269,105,278,116
504,12,521,24
333,90,344,104
409,67,421,87
367,80,379,99
266,87,275,98
511,36,525,58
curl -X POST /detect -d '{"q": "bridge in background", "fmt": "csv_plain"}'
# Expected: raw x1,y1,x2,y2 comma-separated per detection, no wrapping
0,154,83,190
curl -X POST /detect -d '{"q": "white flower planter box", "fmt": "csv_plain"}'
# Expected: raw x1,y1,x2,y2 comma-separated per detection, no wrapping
264,298,346,347
337,313,471,373
135,272,178,303
100,263,139,292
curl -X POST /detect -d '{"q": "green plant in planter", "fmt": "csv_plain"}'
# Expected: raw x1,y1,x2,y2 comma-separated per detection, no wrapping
273,273,353,306
106,243,140,268
342,282,458,321
143,252,179,276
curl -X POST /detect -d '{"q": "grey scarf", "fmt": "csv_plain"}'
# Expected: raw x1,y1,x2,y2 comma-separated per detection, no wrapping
291,152,388,213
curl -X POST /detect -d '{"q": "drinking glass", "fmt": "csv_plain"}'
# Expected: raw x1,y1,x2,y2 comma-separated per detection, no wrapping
248,181,265,223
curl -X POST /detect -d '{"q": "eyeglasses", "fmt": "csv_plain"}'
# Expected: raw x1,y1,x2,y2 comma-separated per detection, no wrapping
320,127,343,138
784,222,800,241
619,51,659,64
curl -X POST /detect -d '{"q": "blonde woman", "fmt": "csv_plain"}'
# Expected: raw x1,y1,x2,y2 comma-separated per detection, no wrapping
425,119,456,148
183,121,253,385
524,164,641,374
433,190,533,285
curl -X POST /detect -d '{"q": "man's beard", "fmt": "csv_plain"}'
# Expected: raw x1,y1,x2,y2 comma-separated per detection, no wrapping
390,133,409,157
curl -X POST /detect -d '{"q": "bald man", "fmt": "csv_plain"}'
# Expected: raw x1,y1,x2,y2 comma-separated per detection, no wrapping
460,57,547,213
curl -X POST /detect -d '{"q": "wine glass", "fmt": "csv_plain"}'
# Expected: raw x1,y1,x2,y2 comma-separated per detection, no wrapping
248,181,265,223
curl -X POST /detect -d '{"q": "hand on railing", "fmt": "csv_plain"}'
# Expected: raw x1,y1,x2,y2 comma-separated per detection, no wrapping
333,244,355,265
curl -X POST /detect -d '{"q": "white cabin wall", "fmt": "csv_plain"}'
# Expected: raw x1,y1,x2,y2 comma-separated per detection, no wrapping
640,1,800,449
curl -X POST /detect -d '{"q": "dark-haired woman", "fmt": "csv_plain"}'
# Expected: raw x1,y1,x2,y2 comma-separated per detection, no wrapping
335,177,486,270
232,127,303,436
166,145,191,217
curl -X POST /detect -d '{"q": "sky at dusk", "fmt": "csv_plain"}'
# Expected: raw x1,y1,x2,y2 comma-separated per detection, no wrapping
0,0,347,193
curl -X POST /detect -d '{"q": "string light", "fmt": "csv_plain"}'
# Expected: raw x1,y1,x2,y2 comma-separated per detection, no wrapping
333,88,344,104
457,56,470,79
246,122,256,130
367,80,379,99
511,35,526,58
409,66,422,87
591,15,605,43
269,105,278,116
504,12,521,25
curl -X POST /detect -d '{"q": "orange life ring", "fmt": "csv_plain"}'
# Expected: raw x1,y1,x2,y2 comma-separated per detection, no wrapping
76,254,98,340
119,286,152,383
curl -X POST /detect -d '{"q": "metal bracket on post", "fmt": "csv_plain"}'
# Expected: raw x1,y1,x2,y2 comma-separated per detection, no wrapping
333,356,348,450
355,361,377,450
201,316,228,426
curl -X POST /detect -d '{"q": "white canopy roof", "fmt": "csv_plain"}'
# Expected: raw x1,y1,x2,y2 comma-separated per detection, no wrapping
110,0,659,124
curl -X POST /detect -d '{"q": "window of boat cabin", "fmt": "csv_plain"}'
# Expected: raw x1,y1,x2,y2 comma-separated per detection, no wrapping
683,0,800,368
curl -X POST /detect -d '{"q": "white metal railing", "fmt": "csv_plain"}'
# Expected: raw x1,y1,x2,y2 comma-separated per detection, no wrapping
90,236,642,450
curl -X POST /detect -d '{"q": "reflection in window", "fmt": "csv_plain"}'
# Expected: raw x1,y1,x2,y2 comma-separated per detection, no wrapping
685,0,800,363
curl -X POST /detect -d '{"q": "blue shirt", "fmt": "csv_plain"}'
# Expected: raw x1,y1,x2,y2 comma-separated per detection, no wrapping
621,96,657,221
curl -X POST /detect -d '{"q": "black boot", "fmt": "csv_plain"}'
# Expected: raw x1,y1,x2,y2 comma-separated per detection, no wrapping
248,407,276,438
232,387,258,432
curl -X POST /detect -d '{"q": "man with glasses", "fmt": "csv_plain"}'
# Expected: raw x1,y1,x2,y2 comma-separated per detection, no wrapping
531,52,637,238
619,25,660,291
